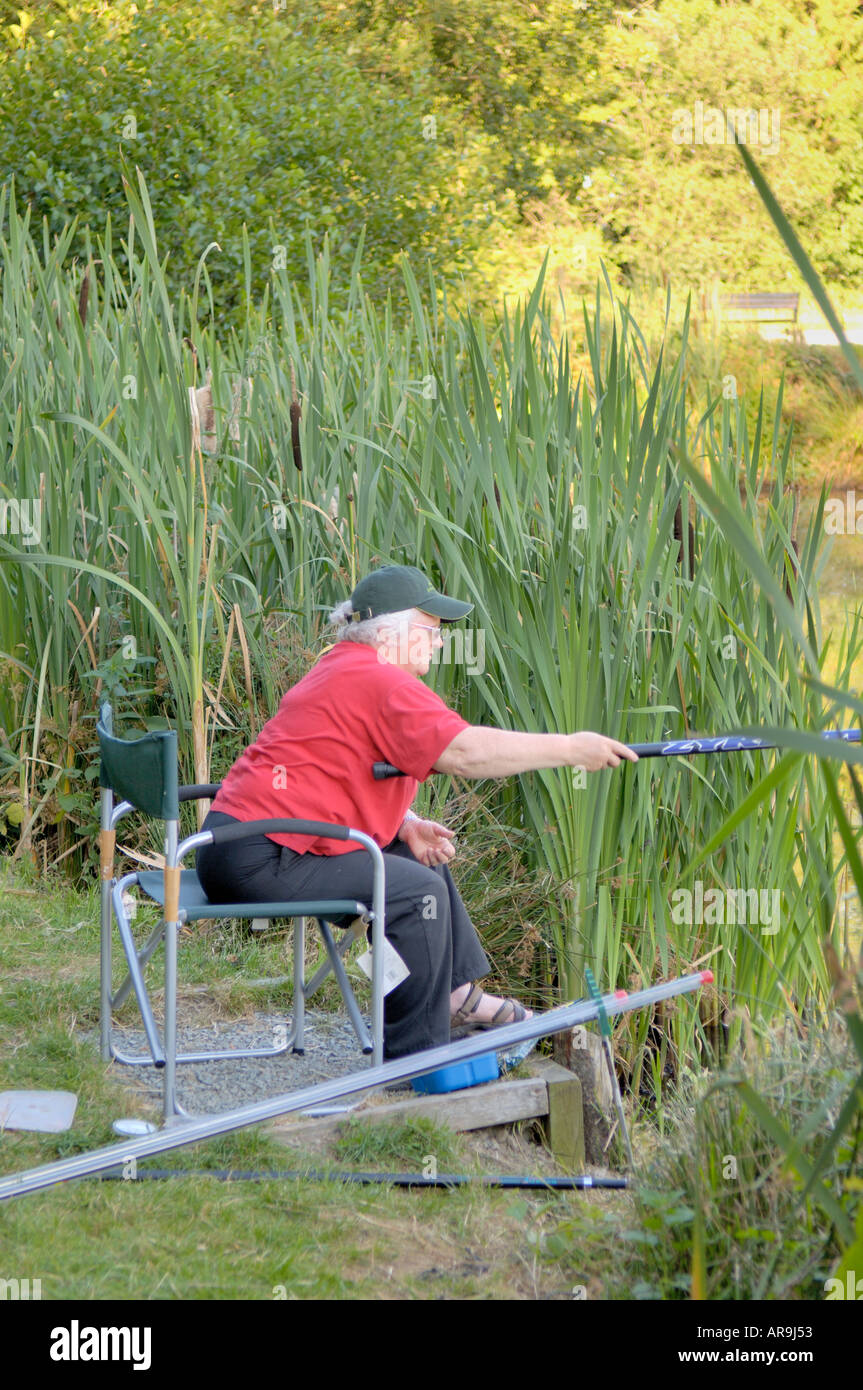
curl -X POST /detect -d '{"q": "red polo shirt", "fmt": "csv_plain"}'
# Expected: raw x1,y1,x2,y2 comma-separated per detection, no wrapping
211,641,470,854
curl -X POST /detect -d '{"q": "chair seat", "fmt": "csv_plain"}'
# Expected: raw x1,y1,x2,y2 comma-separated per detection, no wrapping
136,870,368,923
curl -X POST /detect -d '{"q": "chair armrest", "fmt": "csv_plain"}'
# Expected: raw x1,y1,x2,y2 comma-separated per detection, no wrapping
174,817,383,870
178,784,222,801
205,817,352,845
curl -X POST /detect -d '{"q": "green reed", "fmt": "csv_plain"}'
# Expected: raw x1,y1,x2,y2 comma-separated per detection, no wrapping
0,171,858,1074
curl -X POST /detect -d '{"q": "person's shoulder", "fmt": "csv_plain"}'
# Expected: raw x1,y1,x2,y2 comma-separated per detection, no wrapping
381,668,452,710
271,643,370,703
314,641,404,687
326,644,444,704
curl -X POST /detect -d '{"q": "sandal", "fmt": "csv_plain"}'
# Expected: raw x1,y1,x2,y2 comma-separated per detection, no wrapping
450,983,530,1031
491,998,529,1026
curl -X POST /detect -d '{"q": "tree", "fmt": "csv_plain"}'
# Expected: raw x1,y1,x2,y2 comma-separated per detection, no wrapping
304,0,624,212
571,0,863,290
0,0,497,322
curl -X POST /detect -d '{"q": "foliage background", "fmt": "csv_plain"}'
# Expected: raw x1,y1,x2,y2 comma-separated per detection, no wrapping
1,0,861,1298
2,0,863,328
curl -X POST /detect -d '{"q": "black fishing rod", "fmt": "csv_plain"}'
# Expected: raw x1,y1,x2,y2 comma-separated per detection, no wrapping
372,728,861,779
98,1168,628,1191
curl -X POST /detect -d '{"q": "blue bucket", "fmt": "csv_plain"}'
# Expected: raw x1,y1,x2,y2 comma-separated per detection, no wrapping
412,1051,500,1094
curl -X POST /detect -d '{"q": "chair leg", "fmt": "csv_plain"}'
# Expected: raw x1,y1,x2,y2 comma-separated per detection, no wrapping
369,901,384,1070
162,828,183,1120
108,888,293,1092
292,915,306,1054
100,875,113,1063
111,918,166,1010
295,910,381,1065
111,877,165,1067
163,916,179,1120
301,925,352,997
99,792,115,1064
317,919,373,1055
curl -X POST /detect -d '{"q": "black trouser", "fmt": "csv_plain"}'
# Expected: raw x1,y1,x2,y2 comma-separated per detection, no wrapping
195,811,490,1059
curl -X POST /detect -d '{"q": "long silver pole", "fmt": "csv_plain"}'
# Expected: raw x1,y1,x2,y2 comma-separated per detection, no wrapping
99,787,113,1063
0,971,710,1203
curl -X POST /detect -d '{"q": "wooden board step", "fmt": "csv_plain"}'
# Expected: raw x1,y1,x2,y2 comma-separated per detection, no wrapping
265,1058,584,1170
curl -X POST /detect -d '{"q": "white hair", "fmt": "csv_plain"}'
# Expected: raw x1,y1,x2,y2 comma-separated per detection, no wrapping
328,599,418,647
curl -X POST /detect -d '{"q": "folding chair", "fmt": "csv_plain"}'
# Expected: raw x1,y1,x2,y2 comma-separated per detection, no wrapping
97,702,385,1121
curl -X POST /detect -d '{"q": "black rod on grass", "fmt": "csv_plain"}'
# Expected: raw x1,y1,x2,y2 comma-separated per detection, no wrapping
98,1168,628,1190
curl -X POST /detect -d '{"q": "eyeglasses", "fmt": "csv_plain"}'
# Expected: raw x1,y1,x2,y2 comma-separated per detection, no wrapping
410,621,442,636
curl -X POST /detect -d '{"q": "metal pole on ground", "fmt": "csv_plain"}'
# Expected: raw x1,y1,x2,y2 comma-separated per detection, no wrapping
0,971,712,1203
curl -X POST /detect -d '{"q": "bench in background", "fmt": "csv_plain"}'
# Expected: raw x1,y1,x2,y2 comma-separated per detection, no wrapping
718,291,802,339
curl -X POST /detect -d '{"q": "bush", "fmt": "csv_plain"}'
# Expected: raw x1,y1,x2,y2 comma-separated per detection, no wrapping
0,0,489,324
544,1019,862,1299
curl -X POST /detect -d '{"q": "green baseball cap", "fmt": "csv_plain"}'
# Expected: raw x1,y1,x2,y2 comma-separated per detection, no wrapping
349,565,473,622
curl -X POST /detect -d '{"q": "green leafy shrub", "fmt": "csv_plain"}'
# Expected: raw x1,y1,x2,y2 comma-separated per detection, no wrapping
0,0,488,324
544,1020,861,1299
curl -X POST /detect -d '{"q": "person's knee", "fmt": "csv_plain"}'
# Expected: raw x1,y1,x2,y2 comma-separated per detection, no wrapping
388,862,447,926
415,883,445,924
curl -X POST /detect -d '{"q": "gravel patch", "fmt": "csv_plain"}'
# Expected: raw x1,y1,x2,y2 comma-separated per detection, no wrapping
99,1009,385,1118
88,1012,613,1183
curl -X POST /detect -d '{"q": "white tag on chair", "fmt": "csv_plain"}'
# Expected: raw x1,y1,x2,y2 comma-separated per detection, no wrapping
357,939,410,995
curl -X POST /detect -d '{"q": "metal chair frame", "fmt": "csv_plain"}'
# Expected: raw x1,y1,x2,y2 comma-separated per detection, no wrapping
97,704,385,1121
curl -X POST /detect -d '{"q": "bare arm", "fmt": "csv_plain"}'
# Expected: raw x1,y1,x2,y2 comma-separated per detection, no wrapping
433,726,638,779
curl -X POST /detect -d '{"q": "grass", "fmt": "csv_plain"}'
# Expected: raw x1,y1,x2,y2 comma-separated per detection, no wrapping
0,861,603,1299
1,1162,584,1300
3,862,859,1301
333,1115,462,1172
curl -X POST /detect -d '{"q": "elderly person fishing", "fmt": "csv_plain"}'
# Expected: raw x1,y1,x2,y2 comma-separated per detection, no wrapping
196,565,637,1060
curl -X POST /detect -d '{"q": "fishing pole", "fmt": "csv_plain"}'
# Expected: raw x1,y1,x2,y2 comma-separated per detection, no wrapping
0,970,711,1203
372,728,861,779
97,1168,629,1191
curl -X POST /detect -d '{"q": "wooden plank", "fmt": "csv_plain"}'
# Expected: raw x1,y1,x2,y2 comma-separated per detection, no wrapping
553,1029,615,1164
265,1075,549,1146
531,1060,585,1172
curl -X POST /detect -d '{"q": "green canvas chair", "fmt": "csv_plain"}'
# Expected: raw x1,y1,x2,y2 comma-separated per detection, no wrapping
97,703,385,1121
